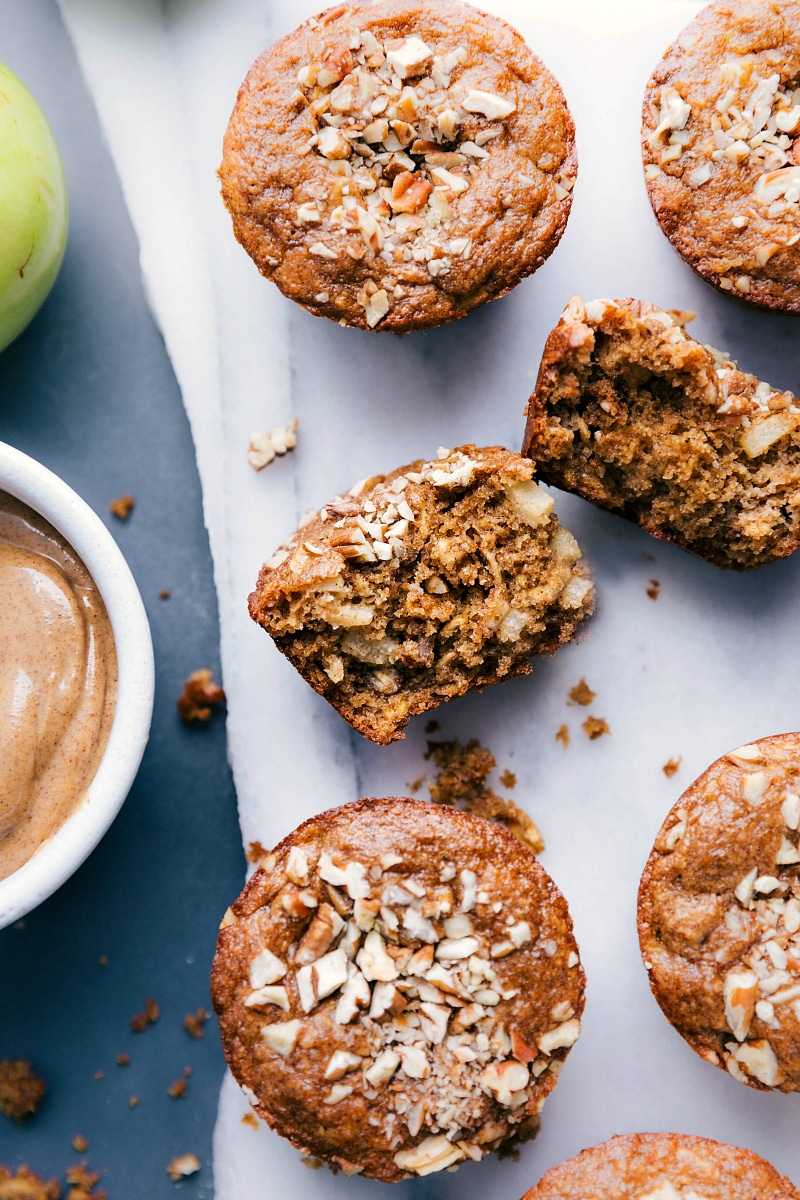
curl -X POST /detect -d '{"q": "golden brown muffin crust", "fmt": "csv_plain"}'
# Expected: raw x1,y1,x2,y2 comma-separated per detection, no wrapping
211,797,585,1182
523,295,800,570
638,733,800,1092
643,0,800,311
220,0,576,332
522,1132,800,1199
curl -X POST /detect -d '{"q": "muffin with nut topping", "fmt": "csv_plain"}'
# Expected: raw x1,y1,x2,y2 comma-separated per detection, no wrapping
248,444,594,744
638,733,800,1093
522,1132,800,1200
642,0,800,310
523,296,800,570
211,797,585,1182
220,0,577,331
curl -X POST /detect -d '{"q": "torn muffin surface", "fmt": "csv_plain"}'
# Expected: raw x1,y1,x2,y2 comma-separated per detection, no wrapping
523,295,800,570
248,445,594,744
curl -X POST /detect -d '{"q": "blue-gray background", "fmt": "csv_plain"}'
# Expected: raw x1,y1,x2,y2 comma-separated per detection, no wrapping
0,1,245,1194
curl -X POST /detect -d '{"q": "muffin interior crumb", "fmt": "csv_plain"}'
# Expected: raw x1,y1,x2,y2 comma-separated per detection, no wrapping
250,446,593,743
426,738,544,853
526,296,800,569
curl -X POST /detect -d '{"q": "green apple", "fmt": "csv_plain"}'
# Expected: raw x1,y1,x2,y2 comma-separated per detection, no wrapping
0,63,68,353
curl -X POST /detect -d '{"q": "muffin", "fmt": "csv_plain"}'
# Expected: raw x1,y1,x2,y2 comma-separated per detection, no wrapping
248,444,594,744
638,733,800,1092
211,797,585,1181
642,0,800,310
522,295,800,570
521,1132,800,1199
220,0,577,332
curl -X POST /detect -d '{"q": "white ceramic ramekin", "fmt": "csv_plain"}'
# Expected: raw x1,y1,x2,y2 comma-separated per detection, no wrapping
0,441,154,929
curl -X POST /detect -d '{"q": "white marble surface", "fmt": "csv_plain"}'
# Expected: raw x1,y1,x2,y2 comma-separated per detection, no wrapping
56,0,800,1195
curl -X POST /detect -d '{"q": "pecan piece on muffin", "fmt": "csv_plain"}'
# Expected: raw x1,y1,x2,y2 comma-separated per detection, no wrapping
521,1132,800,1199
638,732,800,1093
211,797,585,1181
248,444,594,744
220,0,577,332
523,295,800,570
642,0,800,310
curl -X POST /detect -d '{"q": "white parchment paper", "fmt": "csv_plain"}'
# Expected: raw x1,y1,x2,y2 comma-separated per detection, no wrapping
56,1,800,1195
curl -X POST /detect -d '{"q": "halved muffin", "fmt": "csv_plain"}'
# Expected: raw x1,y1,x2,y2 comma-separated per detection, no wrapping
249,444,594,743
523,295,800,570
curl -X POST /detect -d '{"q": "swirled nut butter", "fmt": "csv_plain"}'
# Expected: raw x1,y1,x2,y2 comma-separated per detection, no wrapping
0,490,117,881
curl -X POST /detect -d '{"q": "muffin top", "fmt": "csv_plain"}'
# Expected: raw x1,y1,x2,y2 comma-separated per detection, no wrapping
642,0,800,310
638,733,800,1092
211,797,584,1181
522,1132,800,1199
220,0,576,331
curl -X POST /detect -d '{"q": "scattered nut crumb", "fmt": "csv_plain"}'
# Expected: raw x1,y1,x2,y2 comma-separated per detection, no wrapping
65,1164,105,1200
166,1154,201,1182
568,678,596,706
159,589,171,600
109,494,134,520
646,578,661,600
241,1112,259,1130
0,1165,60,1200
301,1157,325,1172
130,997,160,1032
248,419,298,471
555,724,570,748
426,739,544,853
246,841,268,864
98,956,108,967
663,756,682,778
183,1066,192,1078
583,716,610,740
667,308,696,327
177,669,226,723
0,1060,46,1121
92,1072,104,1083
115,1054,129,1067
167,1080,187,1099
128,1096,139,1109
183,1009,209,1040
406,773,426,794
72,1137,89,1154
424,720,440,733
499,769,516,789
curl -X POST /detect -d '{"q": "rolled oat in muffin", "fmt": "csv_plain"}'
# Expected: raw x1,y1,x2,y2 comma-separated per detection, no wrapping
249,445,594,744
220,0,577,332
638,732,800,1093
522,296,800,570
642,0,800,310
521,1132,800,1199
211,797,585,1181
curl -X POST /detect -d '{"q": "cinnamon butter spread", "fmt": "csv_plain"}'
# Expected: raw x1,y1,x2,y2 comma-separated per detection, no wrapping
0,491,117,881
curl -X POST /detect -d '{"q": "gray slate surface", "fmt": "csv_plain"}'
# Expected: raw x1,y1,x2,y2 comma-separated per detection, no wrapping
0,2,245,1195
